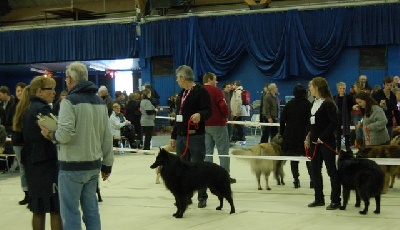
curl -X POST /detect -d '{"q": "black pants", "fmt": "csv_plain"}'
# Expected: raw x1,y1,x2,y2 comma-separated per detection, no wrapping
310,143,341,204
142,126,154,150
290,161,313,181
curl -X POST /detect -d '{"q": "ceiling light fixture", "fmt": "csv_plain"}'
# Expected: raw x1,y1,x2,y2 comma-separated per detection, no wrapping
30,67,46,74
89,65,106,71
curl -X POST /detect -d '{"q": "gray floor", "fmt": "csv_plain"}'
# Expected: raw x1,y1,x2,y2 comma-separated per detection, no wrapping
1,134,400,229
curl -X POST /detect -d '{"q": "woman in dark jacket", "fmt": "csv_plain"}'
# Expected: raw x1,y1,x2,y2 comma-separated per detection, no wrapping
305,77,341,211
125,91,142,148
280,84,312,188
18,76,62,230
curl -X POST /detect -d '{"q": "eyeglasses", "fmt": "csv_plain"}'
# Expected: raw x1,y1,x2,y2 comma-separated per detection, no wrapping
41,87,55,91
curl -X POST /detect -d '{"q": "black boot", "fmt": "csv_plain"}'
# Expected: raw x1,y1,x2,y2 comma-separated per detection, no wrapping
19,191,29,205
293,178,300,188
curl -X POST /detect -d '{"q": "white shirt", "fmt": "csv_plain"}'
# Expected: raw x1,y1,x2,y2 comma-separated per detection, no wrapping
311,98,325,116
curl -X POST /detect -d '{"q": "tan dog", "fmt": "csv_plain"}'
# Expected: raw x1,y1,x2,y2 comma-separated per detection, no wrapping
231,137,285,190
156,144,176,184
357,144,400,193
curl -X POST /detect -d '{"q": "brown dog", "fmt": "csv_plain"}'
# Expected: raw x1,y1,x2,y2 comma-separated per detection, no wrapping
357,144,400,193
231,136,285,190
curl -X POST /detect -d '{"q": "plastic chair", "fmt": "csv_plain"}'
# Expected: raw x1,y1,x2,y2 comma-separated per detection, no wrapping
250,114,261,136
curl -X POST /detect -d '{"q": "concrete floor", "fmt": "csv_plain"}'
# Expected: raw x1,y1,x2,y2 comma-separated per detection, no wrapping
1,134,400,229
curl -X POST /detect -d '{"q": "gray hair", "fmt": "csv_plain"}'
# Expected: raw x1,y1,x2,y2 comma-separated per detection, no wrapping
98,85,108,94
175,65,194,82
66,61,88,83
336,82,346,88
268,83,277,90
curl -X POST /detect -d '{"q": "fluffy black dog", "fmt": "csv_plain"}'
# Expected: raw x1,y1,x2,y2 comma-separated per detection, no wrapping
338,150,384,215
150,148,235,218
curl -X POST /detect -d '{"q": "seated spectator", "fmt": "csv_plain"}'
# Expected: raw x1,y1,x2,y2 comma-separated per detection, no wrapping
109,103,136,148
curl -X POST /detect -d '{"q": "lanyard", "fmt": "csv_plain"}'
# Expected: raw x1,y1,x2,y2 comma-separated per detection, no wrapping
179,88,191,114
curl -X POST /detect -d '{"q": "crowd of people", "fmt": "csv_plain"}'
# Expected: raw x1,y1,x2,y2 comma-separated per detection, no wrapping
2,62,400,229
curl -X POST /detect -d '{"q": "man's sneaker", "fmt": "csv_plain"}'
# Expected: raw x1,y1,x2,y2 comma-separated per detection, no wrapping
230,178,237,184
198,200,207,208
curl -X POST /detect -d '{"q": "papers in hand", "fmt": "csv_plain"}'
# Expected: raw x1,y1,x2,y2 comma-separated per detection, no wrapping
37,113,58,131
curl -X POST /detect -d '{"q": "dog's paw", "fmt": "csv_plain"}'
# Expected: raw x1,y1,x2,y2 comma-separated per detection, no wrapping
258,187,262,190
373,210,380,214
355,203,361,207
216,206,222,210
156,180,160,184
267,187,271,191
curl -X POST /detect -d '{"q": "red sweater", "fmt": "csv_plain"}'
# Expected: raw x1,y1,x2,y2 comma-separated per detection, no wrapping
204,85,229,126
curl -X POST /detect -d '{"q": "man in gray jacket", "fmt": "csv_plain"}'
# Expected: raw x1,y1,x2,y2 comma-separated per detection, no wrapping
41,62,114,230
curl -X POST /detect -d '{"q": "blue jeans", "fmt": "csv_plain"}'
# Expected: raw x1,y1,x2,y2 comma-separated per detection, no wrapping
205,126,230,172
353,114,364,140
176,134,208,201
13,146,28,191
58,169,101,230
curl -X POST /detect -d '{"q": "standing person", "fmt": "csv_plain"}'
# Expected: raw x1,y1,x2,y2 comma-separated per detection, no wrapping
98,85,113,116
358,74,371,91
280,84,313,189
114,91,126,112
144,82,160,107
333,82,353,152
372,76,400,137
125,91,142,148
230,80,247,145
203,73,236,184
305,77,341,210
222,84,233,140
18,76,62,230
10,82,29,205
355,92,390,145
262,83,280,143
0,85,16,135
140,88,157,150
352,82,364,148
52,90,67,116
259,83,270,143
40,62,114,230
170,65,212,208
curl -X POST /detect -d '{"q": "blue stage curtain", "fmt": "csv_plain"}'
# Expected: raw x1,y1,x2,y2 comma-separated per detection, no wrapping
139,3,400,79
0,23,136,64
195,16,246,76
345,4,400,46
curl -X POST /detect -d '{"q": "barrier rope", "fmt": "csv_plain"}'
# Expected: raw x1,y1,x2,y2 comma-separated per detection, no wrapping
180,119,198,159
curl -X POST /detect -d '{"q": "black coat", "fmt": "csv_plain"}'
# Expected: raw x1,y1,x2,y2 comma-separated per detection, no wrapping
280,97,311,156
309,100,338,147
171,83,211,138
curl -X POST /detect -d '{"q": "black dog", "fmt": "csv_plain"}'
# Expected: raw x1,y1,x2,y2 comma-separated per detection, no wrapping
150,148,235,218
338,150,384,215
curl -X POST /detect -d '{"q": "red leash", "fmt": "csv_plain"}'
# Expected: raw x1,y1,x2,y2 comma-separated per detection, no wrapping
180,119,199,159
305,142,338,160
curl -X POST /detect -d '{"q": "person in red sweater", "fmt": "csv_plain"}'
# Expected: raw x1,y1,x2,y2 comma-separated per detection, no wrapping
203,72,236,184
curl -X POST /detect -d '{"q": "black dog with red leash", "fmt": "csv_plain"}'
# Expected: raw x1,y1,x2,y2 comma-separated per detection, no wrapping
150,148,235,218
338,150,384,214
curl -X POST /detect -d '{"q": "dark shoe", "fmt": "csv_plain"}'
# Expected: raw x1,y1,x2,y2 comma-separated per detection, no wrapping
198,200,207,208
230,177,237,184
308,201,325,207
19,196,29,205
293,180,300,189
326,203,340,210
19,191,29,205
